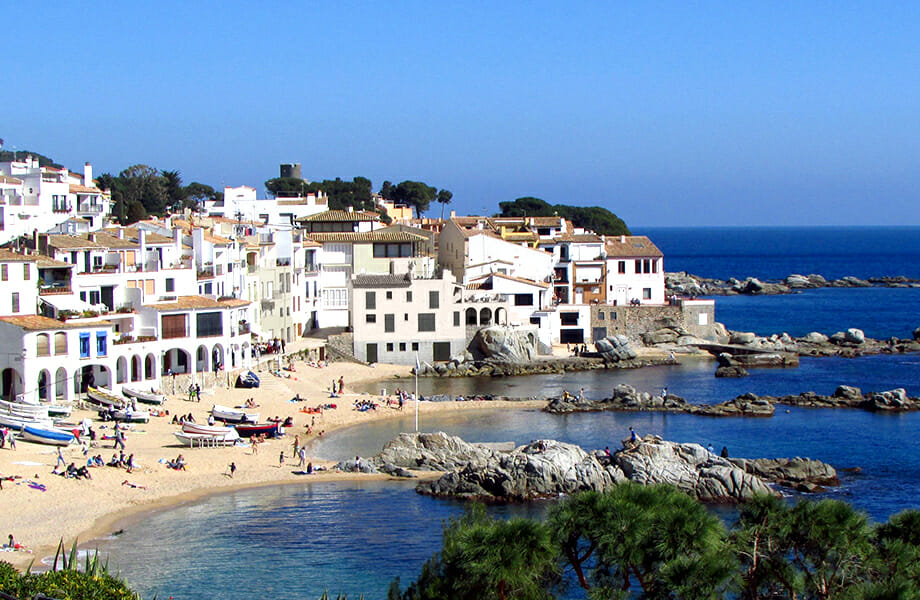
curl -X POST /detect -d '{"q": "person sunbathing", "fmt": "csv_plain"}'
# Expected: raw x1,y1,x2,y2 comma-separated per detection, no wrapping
122,480,146,489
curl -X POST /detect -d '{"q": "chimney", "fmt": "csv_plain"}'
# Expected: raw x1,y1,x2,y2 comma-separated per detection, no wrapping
88,233,96,243
620,235,625,243
450,210,456,218
84,162,93,186
117,228,124,239
138,229,147,271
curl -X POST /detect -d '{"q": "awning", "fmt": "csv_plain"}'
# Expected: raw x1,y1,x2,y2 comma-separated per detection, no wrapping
40,295,98,313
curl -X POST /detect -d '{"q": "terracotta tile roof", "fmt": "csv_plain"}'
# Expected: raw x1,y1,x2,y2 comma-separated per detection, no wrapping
604,235,663,258
0,315,112,331
34,255,73,268
298,210,379,222
169,220,233,245
146,296,251,311
0,175,22,185
309,231,427,243
69,183,101,194
555,231,603,243
46,235,105,250
0,249,37,262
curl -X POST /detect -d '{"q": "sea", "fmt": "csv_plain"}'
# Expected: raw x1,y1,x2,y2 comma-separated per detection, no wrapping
93,227,920,600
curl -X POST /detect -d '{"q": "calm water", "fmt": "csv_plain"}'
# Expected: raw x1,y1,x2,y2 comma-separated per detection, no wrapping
97,227,920,599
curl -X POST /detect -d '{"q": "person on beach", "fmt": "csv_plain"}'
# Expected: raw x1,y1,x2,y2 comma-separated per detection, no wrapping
578,388,586,403
188,383,195,402
338,376,344,394
122,480,146,489
279,451,285,467
228,462,236,478
628,427,639,447
721,446,729,458
298,447,306,468
56,448,66,469
306,462,313,474
195,384,201,403
293,434,300,455
113,424,125,450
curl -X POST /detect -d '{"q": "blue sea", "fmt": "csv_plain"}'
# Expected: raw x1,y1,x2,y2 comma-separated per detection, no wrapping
95,227,920,600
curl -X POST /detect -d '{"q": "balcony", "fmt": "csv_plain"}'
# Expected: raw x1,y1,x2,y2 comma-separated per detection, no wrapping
197,268,216,280
247,264,258,274
304,262,319,274
78,204,103,214
39,285,72,296
52,203,73,213
260,299,275,311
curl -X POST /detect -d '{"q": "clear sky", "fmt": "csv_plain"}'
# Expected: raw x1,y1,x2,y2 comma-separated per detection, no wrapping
5,2,920,227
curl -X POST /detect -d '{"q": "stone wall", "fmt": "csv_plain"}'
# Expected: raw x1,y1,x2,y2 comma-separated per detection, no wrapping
587,302,718,343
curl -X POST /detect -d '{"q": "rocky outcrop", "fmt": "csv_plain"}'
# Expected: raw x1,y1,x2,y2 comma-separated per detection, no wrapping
691,329,920,359
666,271,920,297
544,384,772,417
613,437,776,501
736,386,920,413
595,335,639,362
730,457,839,492
715,365,749,378
383,432,835,503
471,326,537,363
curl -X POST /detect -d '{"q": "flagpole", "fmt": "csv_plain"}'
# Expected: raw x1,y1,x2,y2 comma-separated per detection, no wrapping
414,352,419,433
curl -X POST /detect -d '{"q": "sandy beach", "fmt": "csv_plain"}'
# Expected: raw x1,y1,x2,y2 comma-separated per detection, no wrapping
0,356,544,570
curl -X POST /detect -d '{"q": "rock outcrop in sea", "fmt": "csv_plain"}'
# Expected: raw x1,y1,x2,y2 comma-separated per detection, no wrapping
372,431,836,503
666,271,920,297
544,384,775,417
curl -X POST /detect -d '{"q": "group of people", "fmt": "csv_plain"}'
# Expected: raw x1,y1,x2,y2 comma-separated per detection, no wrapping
187,383,202,403
330,376,345,396
0,427,16,450
352,399,378,412
568,344,589,356
170,413,198,425
166,454,187,471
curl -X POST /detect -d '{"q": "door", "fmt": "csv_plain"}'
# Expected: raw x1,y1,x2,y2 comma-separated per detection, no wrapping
366,343,378,364
615,286,628,306
433,342,451,362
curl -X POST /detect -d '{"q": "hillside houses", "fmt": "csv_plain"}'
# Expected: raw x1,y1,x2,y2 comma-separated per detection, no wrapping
0,157,717,405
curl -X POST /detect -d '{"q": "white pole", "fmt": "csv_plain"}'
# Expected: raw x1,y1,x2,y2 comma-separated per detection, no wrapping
414,352,419,433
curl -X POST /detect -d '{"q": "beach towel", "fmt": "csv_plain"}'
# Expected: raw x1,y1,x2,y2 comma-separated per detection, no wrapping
27,481,46,492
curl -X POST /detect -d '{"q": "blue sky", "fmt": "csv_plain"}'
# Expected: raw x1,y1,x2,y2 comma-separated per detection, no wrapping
5,2,920,226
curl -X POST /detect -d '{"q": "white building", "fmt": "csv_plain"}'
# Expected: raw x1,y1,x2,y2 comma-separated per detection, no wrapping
603,235,665,306
0,156,111,244
202,185,327,228
438,218,555,284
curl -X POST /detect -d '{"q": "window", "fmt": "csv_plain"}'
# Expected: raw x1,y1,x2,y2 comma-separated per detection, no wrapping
385,314,395,332
23,264,30,280
93,256,102,269
36,333,50,356
89,290,101,305
406,291,412,302
618,261,626,274
166,278,175,292
404,313,409,321
386,343,394,352
643,288,652,300
80,291,86,301
514,293,533,306
162,314,188,339
373,242,413,258
560,312,579,326
96,332,107,356
366,291,376,310
598,311,605,320
429,291,439,309
196,312,223,337
1,264,6,281
79,333,90,358
399,342,406,351
635,259,642,274
386,291,392,300
453,311,460,327
11,292,18,313
529,316,541,325
418,313,436,332
652,260,658,274
366,314,377,324
412,342,419,351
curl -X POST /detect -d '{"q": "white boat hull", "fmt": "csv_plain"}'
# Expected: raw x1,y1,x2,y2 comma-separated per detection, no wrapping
211,404,259,424
122,387,167,405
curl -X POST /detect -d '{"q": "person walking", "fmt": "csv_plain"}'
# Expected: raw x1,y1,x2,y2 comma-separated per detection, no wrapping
113,424,125,450
56,447,66,469
297,446,306,469
228,462,236,478
195,383,201,403
279,450,285,467
338,376,345,395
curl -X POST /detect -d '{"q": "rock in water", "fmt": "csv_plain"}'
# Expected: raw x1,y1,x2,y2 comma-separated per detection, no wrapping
715,365,749,378
380,432,819,503
595,335,638,361
472,326,538,362
613,437,775,502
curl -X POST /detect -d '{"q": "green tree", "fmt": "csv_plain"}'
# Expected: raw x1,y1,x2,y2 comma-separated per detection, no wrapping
733,494,801,600
498,197,555,217
265,176,309,198
396,505,558,600
437,189,453,220
118,164,168,218
496,197,630,236
186,181,219,207
391,181,437,218
869,510,920,592
162,169,188,211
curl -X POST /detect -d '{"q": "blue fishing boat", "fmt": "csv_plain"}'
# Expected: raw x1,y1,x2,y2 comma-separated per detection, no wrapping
21,425,76,446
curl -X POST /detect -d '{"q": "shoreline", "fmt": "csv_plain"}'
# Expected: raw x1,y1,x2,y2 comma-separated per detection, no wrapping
1,355,544,571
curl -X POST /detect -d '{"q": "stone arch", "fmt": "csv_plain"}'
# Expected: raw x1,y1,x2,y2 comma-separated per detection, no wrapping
465,307,477,325
495,307,507,325
55,367,67,400
76,364,112,393
212,344,225,371
36,333,51,357
54,332,68,355
131,355,142,382
162,348,191,375
479,307,493,326
196,345,209,373
230,344,239,368
1,368,23,401
37,369,51,401
145,354,156,380
116,356,128,384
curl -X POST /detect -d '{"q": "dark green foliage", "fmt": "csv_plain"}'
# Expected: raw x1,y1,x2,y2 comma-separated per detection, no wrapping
0,150,62,169
388,181,438,218
497,197,630,236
